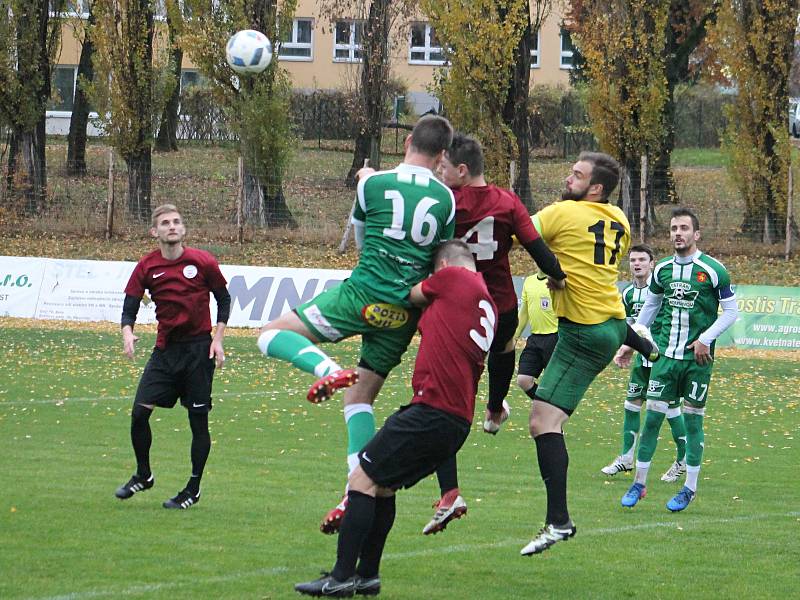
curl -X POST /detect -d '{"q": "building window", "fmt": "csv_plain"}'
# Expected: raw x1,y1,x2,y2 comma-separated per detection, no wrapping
409,23,445,65
180,70,202,91
560,27,574,69
279,18,313,61
50,0,89,16
334,20,363,63
49,66,76,112
530,29,540,68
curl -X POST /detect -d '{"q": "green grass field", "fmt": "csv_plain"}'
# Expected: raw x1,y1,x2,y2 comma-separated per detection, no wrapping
1,322,798,599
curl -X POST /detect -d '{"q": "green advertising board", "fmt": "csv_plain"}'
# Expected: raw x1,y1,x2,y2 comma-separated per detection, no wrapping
717,285,800,350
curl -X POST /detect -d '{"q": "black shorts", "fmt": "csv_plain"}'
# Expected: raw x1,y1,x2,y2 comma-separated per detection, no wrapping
518,332,559,378
134,337,215,413
490,309,518,353
358,403,470,491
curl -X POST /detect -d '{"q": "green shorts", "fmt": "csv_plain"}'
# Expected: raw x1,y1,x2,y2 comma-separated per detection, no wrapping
646,357,713,407
294,279,420,376
626,357,650,401
536,318,627,414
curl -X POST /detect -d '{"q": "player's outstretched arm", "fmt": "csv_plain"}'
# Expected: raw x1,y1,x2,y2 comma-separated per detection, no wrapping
521,238,566,283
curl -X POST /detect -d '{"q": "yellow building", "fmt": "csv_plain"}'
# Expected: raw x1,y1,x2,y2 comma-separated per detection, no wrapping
50,1,574,127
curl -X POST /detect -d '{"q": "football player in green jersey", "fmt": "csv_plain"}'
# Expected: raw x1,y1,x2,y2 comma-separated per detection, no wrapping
602,244,687,481
619,208,738,512
257,115,456,532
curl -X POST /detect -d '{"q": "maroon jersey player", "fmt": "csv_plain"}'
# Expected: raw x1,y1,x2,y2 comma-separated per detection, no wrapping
114,204,230,510
294,240,496,597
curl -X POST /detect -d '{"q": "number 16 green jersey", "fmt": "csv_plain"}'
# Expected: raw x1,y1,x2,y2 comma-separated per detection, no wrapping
350,164,455,306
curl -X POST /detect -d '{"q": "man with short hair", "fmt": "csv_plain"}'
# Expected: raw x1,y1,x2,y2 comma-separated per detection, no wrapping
115,204,229,509
601,244,687,480
294,240,497,597
256,115,456,533
420,133,566,535
520,151,657,556
619,208,738,512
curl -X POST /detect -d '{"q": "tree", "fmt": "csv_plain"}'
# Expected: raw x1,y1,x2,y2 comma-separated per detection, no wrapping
183,0,297,227
567,1,670,233
502,1,553,209
423,0,528,190
0,1,64,211
67,2,97,176
154,0,184,152
318,1,414,188
714,0,799,242
89,0,161,220
568,0,720,232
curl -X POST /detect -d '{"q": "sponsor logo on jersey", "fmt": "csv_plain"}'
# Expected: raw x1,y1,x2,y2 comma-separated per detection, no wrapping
183,265,198,279
647,379,665,397
666,281,698,309
627,382,643,397
631,302,643,317
362,302,409,329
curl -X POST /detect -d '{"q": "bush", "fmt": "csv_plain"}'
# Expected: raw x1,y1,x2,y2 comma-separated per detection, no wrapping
528,84,592,154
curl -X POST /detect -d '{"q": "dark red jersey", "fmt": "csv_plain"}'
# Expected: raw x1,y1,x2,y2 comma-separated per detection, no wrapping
125,247,227,349
412,267,497,423
454,185,539,313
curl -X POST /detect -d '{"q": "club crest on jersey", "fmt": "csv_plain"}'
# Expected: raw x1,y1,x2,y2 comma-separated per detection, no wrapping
666,282,698,309
696,271,708,283
183,265,198,279
540,298,550,310
362,303,409,329
647,380,665,397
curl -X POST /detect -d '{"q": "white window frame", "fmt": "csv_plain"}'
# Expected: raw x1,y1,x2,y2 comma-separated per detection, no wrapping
278,17,313,62
560,28,574,69
333,20,363,63
530,29,540,69
408,22,445,66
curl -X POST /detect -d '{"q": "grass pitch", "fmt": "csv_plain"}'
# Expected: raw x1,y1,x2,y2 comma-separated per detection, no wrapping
1,322,798,599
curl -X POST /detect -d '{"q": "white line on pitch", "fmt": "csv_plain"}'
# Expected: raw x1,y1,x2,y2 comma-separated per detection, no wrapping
22,511,798,600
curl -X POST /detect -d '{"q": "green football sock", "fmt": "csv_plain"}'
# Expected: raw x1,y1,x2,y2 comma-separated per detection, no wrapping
667,407,687,463
636,403,666,463
621,401,642,458
345,403,375,474
684,409,705,467
257,330,340,377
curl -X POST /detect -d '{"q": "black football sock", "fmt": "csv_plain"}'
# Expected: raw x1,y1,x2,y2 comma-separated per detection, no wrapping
187,411,211,493
131,404,153,478
356,495,396,579
331,491,376,581
624,323,655,356
435,455,459,496
534,432,570,526
524,383,539,400
487,350,516,413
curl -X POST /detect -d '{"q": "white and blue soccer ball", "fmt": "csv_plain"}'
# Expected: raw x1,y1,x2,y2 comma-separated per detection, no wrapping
226,30,272,75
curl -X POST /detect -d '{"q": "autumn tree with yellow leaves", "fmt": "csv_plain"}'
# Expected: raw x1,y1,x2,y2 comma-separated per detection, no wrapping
713,0,799,242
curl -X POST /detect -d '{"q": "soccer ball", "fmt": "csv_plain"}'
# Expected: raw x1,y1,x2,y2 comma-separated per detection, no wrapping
226,30,272,75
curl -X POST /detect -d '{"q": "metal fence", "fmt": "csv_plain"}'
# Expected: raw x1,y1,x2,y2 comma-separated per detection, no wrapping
0,136,794,261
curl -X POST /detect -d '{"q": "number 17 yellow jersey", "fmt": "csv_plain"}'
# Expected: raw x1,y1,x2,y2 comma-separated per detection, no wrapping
532,200,630,325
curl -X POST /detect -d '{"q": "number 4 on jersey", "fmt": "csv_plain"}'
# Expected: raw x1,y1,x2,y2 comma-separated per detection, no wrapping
461,217,498,260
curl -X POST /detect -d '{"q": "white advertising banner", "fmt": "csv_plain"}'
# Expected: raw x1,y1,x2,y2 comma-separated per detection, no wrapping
0,256,350,328
0,256,46,318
